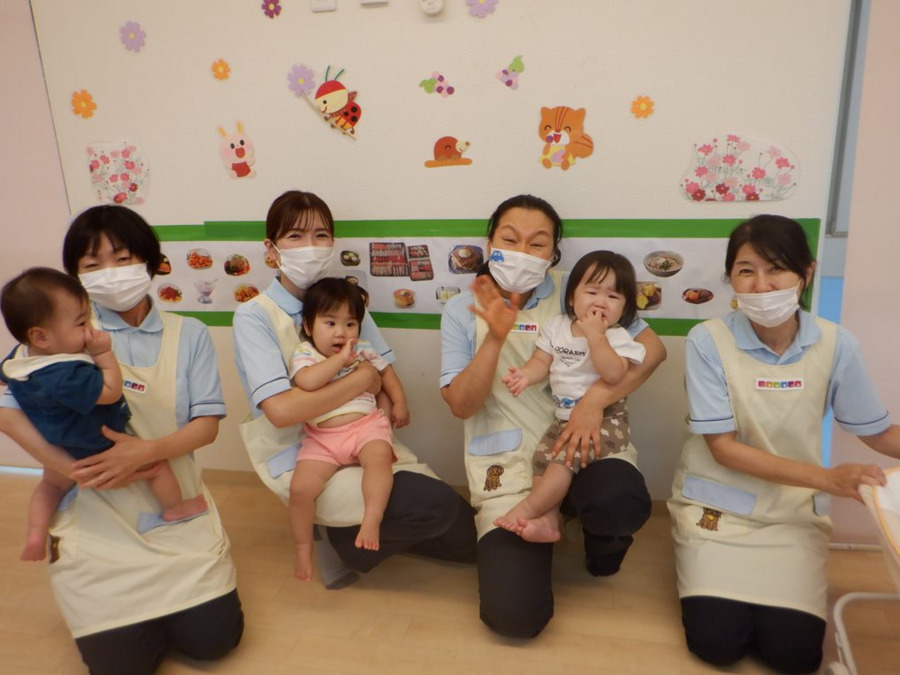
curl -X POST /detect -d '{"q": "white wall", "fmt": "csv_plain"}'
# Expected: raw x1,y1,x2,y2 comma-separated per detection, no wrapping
1,1,855,500
830,0,900,543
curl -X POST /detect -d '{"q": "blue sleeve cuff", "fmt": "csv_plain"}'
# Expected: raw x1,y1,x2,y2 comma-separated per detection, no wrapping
688,417,736,435
836,411,892,437
190,402,227,420
250,378,292,410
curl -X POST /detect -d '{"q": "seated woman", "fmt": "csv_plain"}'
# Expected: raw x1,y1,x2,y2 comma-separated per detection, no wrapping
669,214,900,674
440,194,666,638
232,190,476,588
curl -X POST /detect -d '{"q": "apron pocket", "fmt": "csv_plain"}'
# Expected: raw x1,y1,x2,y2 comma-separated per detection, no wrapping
813,492,831,516
683,474,756,516
267,446,299,478
468,429,522,456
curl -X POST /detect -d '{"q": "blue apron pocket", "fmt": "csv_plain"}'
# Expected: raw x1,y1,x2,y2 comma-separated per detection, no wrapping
683,474,757,516
813,492,831,516
468,429,522,456
58,486,78,512
267,445,299,478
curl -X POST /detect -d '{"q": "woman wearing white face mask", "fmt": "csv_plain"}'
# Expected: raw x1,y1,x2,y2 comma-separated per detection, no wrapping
440,194,667,638
0,205,242,675
669,215,900,673
232,190,476,589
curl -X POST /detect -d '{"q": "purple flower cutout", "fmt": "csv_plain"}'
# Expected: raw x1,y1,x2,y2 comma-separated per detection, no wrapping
287,64,316,97
261,0,282,19
467,0,498,18
120,22,146,53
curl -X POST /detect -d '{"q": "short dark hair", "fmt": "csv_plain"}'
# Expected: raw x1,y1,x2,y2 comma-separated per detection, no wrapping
300,277,366,340
62,205,162,278
725,214,815,309
1,267,89,344
478,194,564,275
266,191,335,243
565,251,638,328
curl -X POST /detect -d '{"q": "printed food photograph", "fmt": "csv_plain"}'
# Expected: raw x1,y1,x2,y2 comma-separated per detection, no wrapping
682,288,714,304
233,284,260,303
157,254,172,275
224,253,250,276
370,242,410,277
636,281,662,310
186,248,213,270
408,244,434,281
643,250,683,277
340,250,361,266
393,288,415,307
157,283,183,303
448,244,483,274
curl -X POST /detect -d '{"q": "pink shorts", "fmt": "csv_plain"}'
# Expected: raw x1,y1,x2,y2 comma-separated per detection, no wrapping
298,410,395,467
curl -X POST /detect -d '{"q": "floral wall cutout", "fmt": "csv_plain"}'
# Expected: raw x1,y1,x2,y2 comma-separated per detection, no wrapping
261,0,282,18
539,106,593,171
467,0,497,18
120,21,146,52
211,59,230,80
631,95,654,119
681,133,799,202
71,90,97,119
424,136,472,167
287,64,316,97
420,72,455,97
87,142,149,205
497,55,523,90
218,122,256,178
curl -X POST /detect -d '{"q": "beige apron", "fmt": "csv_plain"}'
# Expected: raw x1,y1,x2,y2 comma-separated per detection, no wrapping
464,271,639,539
48,311,236,638
668,317,836,618
238,293,436,527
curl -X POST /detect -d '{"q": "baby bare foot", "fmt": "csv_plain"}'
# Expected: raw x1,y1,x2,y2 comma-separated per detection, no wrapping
161,495,208,522
493,501,540,535
517,513,562,543
493,514,524,535
20,530,47,561
355,516,381,551
294,542,314,581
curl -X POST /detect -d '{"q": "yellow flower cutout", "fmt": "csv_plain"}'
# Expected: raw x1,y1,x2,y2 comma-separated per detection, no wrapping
71,90,97,119
212,59,231,81
631,95,654,119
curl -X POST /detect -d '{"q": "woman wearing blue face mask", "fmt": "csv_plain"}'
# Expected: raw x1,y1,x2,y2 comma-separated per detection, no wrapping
0,205,243,675
232,190,476,589
669,215,900,674
440,194,667,638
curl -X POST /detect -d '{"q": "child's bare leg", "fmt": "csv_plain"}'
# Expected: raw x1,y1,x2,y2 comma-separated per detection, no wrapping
289,460,338,581
493,463,574,543
147,462,208,522
355,441,394,551
22,468,73,561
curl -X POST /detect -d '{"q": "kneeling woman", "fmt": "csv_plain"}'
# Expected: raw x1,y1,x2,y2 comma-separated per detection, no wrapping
669,214,900,673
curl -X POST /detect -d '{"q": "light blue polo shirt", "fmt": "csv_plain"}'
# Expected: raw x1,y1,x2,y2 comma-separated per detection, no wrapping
1,299,226,430
439,271,649,388
233,278,395,416
685,310,890,437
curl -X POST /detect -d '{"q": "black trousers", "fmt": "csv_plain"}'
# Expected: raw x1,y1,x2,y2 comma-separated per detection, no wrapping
75,589,244,675
477,458,651,638
681,596,826,674
326,471,477,572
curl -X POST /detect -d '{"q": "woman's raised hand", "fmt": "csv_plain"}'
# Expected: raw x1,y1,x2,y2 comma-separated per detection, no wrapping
469,276,522,342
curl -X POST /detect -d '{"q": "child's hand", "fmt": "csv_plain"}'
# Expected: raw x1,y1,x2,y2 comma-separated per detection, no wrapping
339,338,359,367
85,326,113,357
391,401,410,428
577,308,609,338
502,367,530,397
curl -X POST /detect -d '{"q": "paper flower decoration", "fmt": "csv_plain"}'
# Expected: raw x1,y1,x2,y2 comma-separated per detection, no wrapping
681,133,799,202
261,0,281,18
211,59,231,81
467,0,498,18
631,95,654,119
287,64,316,97
119,22,146,52
419,72,455,97
497,55,524,90
71,90,97,119
87,142,149,205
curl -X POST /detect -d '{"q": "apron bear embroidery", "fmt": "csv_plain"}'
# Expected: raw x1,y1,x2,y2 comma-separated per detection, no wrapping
697,507,722,531
484,465,504,491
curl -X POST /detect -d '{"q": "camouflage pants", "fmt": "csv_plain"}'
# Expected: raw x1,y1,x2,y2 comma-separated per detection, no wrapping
532,399,629,476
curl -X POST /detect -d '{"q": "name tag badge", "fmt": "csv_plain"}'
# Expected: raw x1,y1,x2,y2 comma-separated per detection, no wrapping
511,322,539,334
123,378,148,395
755,377,804,391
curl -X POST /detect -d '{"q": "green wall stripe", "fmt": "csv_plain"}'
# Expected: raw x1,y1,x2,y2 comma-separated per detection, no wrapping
170,311,234,326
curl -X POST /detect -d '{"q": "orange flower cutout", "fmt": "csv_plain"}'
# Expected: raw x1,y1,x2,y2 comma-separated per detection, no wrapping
212,59,231,81
631,95,654,119
71,90,97,119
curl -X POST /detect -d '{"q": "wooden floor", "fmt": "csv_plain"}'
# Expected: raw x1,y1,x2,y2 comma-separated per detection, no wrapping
0,469,898,675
